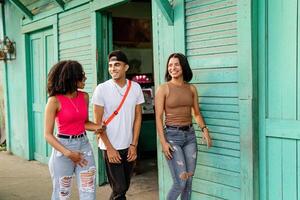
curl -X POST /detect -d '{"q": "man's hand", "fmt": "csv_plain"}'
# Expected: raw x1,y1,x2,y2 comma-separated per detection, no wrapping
107,147,122,164
127,145,137,162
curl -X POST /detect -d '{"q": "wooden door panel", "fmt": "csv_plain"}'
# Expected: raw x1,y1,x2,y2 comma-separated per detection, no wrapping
29,29,53,164
260,0,300,199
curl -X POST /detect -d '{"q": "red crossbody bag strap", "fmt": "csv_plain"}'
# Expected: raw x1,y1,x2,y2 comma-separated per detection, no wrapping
103,80,132,125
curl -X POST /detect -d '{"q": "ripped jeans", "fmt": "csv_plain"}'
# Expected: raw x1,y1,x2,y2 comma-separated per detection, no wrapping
48,134,96,200
165,126,198,200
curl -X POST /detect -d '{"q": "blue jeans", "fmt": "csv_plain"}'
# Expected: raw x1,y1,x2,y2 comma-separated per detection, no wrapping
48,134,96,200
165,126,198,200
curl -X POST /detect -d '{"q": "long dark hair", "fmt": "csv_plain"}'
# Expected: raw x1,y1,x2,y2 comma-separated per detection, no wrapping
47,60,85,96
164,53,193,82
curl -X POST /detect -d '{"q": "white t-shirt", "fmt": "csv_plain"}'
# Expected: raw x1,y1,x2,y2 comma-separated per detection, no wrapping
91,79,145,150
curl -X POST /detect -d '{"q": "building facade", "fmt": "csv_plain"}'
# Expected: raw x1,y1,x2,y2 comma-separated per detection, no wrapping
1,0,299,199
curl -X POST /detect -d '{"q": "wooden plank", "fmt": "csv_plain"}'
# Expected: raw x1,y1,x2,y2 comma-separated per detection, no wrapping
194,83,238,97
267,0,297,119
199,97,238,105
200,104,239,112
201,110,239,120
193,178,240,199
91,0,128,11
187,45,237,57
298,141,300,200
187,28,237,42
174,0,185,52
190,67,238,83
198,144,240,157
9,0,33,19
22,15,57,33
188,54,237,69
266,119,300,140
282,139,297,200
237,0,258,198
187,13,236,31
54,0,65,10
59,9,90,25
205,118,239,128
59,23,91,34
59,45,91,54
197,125,239,136
194,164,240,188
59,29,91,42
59,37,91,49
199,139,240,150
197,152,240,172
186,21,237,36
187,36,237,50
267,138,282,200
186,0,236,16
186,6,237,23
258,0,267,198
154,0,173,25
196,131,240,142
186,0,226,9
191,192,225,200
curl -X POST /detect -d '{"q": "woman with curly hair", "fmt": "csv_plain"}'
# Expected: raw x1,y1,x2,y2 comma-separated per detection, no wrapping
44,60,101,200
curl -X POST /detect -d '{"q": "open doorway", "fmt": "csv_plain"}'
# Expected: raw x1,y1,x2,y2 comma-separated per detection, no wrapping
97,0,158,189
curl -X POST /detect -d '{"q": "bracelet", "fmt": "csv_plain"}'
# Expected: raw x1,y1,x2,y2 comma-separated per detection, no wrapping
130,144,136,147
201,125,208,132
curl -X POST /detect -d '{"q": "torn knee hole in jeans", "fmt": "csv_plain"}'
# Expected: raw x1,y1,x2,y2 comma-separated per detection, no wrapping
79,167,96,193
179,172,194,180
59,176,72,199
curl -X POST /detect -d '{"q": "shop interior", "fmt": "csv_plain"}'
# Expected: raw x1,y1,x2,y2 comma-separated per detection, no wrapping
107,0,157,175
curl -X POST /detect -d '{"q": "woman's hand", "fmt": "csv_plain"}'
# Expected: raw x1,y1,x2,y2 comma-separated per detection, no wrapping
202,128,212,148
65,150,88,167
162,142,174,160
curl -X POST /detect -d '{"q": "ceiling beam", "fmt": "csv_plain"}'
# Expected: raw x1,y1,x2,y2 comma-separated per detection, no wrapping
54,0,65,10
9,0,33,19
155,0,174,25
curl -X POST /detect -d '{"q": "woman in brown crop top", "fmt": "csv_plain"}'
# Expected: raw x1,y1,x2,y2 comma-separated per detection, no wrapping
155,53,212,200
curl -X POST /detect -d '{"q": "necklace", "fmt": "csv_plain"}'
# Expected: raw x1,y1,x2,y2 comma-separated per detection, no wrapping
113,81,127,96
68,98,79,113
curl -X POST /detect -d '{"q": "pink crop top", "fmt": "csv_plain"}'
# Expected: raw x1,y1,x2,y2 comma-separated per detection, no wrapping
55,91,88,135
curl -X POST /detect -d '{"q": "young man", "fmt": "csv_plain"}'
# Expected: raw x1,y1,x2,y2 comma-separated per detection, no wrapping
92,50,144,200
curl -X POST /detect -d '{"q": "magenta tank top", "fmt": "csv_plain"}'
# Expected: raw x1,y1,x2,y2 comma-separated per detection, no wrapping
55,91,88,135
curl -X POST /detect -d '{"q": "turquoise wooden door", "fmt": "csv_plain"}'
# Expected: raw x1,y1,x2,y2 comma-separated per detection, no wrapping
29,29,55,164
96,11,113,185
259,0,300,199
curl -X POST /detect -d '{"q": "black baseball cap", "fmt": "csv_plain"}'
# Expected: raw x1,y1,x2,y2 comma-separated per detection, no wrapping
108,50,129,65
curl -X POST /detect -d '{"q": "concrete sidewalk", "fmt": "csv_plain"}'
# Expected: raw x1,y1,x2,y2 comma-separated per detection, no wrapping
0,151,158,200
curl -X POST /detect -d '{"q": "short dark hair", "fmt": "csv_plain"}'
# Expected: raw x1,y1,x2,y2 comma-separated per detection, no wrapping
108,50,129,64
165,53,193,82
47,60,85,96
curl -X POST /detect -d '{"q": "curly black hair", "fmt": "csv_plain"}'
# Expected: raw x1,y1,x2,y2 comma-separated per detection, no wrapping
164,53,193,82
47,60,85,96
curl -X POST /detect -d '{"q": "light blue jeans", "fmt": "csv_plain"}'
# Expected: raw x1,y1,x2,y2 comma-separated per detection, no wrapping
165,126,198,200
48,134,96,200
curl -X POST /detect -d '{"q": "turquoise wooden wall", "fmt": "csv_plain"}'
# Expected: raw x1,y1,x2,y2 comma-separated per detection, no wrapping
2,2,31,158
152,0,257,199
259,0,300,199
2,0,259,199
